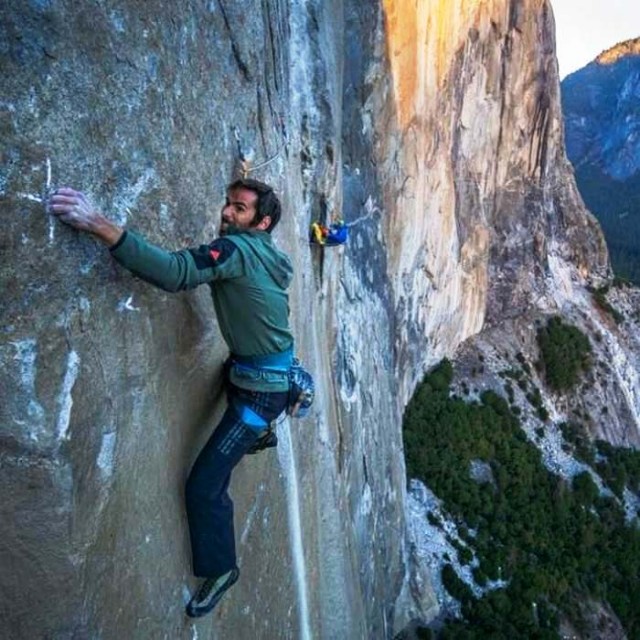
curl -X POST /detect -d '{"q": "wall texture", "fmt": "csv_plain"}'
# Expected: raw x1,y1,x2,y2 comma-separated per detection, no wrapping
0,1,620,639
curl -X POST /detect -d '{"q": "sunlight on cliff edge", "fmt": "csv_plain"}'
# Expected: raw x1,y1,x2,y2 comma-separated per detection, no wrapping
381,0,485,128
596,36,640,66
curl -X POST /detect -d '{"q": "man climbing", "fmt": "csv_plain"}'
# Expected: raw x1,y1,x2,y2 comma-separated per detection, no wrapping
48,178,294,618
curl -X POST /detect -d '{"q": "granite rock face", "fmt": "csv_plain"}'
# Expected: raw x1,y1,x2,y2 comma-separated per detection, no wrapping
0,0,617,638
375,0,607,394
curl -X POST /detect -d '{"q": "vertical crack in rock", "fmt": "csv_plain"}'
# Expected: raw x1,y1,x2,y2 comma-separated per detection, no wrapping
495,30,511,190
530,90,551,177
216,0,252,82
263,0,281,94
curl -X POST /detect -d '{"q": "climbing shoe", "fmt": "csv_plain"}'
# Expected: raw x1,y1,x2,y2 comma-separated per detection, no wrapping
185,568,239,618
246,428,278,454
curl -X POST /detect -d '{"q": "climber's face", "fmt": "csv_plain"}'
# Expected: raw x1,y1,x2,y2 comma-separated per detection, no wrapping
220,186,270,235
220,186,258,234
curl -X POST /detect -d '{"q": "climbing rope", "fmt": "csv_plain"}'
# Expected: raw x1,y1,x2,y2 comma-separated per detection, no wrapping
239,146,285,179
233,117,288,179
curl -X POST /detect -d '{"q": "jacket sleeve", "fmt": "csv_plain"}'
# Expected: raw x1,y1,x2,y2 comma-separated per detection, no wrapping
109,230,244,292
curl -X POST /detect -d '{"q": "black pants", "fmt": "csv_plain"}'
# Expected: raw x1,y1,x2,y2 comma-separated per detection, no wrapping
185,385,288,578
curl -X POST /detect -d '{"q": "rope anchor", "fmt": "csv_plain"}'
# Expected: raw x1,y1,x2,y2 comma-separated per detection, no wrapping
232,125,286,179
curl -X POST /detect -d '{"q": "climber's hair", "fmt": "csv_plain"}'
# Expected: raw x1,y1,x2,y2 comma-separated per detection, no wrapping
227,178,282,233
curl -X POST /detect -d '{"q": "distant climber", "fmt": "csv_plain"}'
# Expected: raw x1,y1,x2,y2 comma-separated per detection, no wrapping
310,218,348,246
48,178,296,618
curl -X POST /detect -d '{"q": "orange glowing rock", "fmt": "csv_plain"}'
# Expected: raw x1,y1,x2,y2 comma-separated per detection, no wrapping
381,0,486,129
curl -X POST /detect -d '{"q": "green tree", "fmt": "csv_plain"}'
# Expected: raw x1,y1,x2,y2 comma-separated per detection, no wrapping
537,317,591,391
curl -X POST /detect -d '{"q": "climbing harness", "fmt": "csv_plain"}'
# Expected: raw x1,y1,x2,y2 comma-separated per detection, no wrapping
227,352,315,420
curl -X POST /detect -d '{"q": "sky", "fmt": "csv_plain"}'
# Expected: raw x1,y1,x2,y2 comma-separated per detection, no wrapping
552,0,640,78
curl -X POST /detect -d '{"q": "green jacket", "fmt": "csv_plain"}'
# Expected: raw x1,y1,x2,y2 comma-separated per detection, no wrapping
110,226,294,391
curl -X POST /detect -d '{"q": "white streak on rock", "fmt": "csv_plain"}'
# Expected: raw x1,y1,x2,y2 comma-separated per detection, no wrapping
97,432,117,478
360,482,373,517
111,168,156,225
56,350,80,441
16,192,43,203
45,157,55,243
117,295,140,312
240,491,261,545
277,423,311,640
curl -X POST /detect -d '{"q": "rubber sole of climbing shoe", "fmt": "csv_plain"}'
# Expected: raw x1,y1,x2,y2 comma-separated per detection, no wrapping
186,568,240,618
246,429,278,454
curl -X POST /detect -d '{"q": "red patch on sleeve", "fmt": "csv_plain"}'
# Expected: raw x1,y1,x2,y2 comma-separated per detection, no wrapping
209,249,221,261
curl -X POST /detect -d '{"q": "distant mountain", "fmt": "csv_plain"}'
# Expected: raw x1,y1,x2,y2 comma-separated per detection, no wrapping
562,37,640,282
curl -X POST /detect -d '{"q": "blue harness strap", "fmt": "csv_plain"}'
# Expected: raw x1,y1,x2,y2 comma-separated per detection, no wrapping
233,401,269,430
231,347,293,373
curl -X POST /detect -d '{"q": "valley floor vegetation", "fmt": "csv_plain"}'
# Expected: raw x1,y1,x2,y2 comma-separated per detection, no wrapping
403,349,640,638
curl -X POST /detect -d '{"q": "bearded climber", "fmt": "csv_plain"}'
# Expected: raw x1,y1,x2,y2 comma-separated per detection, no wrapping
48,178,294,618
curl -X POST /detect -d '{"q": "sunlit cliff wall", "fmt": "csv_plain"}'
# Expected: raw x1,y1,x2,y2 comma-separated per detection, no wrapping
0,0,612,638
374,0,608,401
